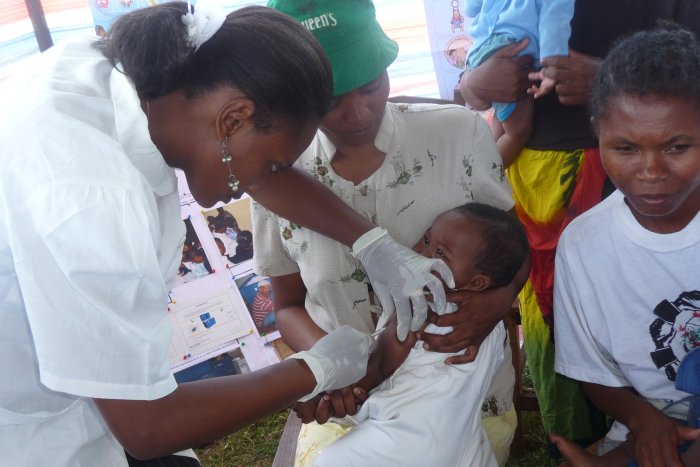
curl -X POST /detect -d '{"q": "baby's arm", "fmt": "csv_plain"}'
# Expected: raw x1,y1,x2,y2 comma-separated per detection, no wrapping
356,313,416,391
292,314,415,424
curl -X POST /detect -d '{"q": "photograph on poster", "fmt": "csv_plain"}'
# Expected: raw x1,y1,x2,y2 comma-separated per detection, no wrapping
235,272,278,336
202,198,254,269
174,347,251,384
171,217,213,289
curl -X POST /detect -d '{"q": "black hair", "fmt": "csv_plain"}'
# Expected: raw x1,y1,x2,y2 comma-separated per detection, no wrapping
589,22,700,121
449,203,528,289
237,230,253,245
97,3,332,131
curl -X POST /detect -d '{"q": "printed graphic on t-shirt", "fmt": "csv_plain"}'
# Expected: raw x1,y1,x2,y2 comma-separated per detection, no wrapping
649,290,700,381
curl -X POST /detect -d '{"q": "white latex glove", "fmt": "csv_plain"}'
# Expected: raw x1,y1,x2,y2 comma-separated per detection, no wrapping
352,227,455,341
288,325,373,402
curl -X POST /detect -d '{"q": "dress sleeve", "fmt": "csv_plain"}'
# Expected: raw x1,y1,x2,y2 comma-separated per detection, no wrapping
251,199,300,278
12,183,177,400
467,112,515,211
553,235,630,387
465,0,483,18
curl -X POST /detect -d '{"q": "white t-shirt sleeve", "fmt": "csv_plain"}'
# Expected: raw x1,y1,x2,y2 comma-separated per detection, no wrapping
553,235,631,388
251,199,300,278
13,183,176,400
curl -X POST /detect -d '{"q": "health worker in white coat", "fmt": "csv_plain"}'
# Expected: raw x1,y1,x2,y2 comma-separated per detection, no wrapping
0,3,449,466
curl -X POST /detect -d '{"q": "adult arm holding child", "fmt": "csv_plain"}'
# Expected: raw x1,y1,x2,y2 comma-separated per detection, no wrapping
254,168,453,342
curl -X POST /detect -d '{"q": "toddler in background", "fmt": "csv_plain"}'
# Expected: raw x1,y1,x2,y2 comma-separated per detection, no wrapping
465,0,574,167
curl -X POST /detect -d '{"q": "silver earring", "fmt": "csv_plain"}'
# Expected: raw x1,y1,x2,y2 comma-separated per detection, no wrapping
220,136,240,193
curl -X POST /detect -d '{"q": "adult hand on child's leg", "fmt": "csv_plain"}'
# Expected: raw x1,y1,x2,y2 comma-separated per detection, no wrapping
629,409,693,467
459,39,534,108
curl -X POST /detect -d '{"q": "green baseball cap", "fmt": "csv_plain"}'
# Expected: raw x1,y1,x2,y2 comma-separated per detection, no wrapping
268,0,399,96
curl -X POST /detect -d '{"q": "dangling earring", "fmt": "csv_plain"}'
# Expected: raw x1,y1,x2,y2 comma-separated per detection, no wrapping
221,136,240,193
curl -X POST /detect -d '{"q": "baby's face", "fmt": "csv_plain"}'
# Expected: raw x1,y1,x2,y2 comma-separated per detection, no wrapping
413,211,482,288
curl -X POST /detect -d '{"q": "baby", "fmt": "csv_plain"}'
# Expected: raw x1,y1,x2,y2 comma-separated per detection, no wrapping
295,202,529,467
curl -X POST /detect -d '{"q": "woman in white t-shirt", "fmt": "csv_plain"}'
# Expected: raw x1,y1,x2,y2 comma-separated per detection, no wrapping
552,27,700,467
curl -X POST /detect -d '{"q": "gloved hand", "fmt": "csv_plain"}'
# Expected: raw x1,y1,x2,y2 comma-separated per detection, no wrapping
289,325,373,402
352,227,455,341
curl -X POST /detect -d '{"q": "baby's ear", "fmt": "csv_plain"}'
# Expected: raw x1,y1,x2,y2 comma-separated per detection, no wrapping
467,275,491,292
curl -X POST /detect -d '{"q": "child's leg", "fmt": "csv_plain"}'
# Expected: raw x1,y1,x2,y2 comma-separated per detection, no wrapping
494,96,533,168
550,433,633,467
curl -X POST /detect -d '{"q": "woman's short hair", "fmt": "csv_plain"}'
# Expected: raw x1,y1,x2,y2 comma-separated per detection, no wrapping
590,23,700,121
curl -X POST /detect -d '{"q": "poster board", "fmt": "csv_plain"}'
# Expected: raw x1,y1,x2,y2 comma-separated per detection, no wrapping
423,0,475,100
169,170,282,380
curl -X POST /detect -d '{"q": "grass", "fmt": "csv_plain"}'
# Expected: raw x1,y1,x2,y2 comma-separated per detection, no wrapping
505,410,548,466
195,411,288,467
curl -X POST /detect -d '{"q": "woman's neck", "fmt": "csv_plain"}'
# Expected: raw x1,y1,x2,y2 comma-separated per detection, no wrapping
330,142,386,185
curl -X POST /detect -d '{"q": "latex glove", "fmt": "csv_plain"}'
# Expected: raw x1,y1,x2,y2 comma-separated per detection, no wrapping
289,325,373,402
352,227,455,341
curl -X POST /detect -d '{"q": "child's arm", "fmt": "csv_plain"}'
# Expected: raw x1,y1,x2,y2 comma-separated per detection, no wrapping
582,382,692,467
356,313,416,391
291,314,415,424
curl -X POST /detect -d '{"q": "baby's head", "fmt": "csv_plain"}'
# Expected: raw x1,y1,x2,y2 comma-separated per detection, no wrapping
414,203,528,291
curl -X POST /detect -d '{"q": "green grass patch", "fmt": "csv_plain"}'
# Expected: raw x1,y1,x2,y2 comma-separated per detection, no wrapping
195,411,287,466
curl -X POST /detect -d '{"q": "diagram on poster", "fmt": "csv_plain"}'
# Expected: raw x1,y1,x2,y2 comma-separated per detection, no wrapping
168,286,251,372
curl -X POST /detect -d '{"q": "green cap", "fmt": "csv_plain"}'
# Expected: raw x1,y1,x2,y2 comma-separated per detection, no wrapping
268,0,398,96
